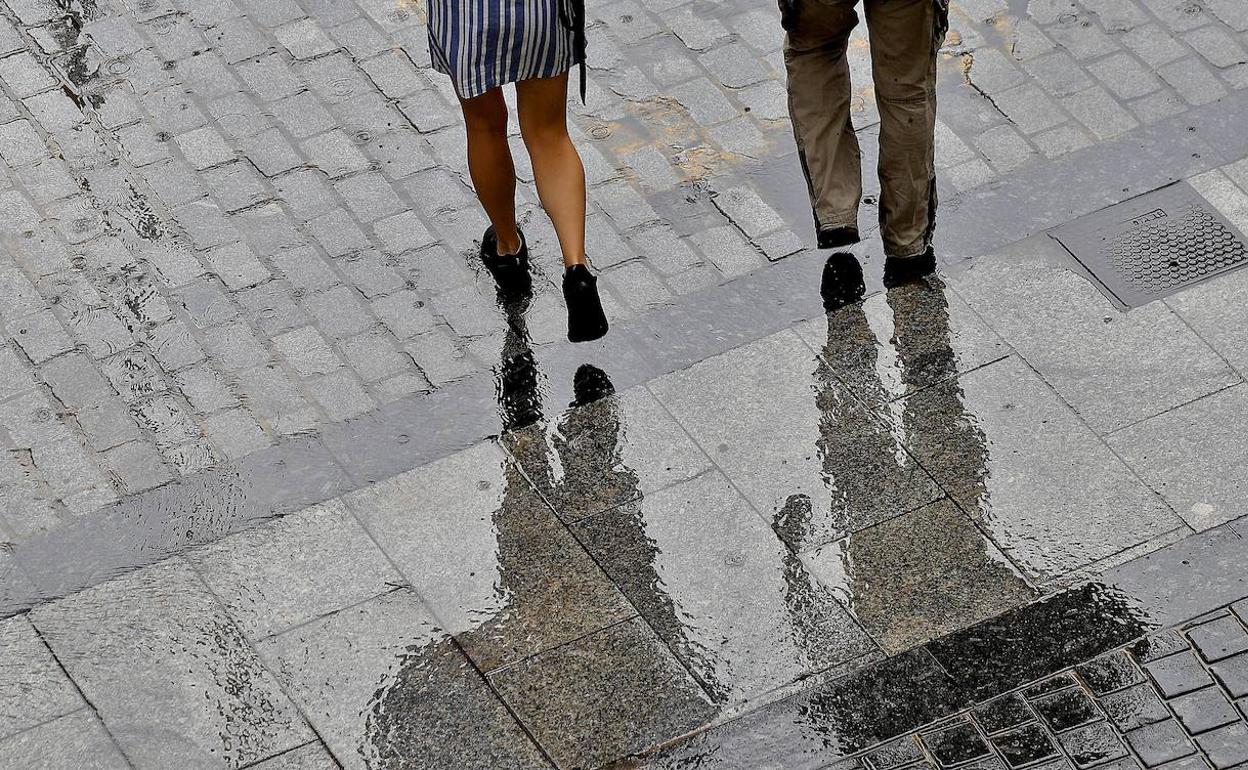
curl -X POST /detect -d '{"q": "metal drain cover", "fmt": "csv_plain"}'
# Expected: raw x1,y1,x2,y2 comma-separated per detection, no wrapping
1049,181,1248,308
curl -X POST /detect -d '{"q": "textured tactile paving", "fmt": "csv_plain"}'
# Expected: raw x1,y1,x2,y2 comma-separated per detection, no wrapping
1051,181,1248,308
844,609,1248,770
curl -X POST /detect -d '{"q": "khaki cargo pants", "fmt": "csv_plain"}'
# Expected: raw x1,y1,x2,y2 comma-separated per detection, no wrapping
782,0,948,258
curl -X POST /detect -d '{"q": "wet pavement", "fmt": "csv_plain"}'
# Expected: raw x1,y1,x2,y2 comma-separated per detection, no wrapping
4,0,1248,767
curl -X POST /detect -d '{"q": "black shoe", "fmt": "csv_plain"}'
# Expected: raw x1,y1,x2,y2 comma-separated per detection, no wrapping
817,225,861,250
482,226,531,295
820,252,866,312
571,364,614,407
563,263,609,343
882,248,937,289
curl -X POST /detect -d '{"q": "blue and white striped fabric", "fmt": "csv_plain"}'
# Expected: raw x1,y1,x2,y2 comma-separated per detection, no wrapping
427,0,580,100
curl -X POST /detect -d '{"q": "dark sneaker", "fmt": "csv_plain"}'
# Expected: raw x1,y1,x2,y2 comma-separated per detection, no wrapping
883,248,937,288
481,226,531,295
820,252,866,311
563,263,609,343
817,225,861,250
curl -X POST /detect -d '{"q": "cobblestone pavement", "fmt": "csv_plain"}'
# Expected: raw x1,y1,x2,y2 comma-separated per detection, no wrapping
4,0,1248,766
1,0,1247,539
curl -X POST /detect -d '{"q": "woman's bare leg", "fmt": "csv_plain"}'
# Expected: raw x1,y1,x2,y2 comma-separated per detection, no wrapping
515,73,587,268
459,87,522,255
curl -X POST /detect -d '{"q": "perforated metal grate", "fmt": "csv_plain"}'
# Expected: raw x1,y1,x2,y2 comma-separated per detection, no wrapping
1049,182,1248,308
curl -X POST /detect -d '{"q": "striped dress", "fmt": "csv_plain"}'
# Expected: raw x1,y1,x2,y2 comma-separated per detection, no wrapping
427,0,584,100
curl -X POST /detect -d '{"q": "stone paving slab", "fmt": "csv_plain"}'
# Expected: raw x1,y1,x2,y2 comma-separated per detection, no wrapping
573,470,875,705
0,709,130,770
259,589,553,770
28,557,314,768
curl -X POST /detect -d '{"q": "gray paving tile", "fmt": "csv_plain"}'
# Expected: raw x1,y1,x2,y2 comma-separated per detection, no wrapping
794,274,1008,407
188,499,400,640
505,385,713,523
1107,385,1248,532
948,249,1239,433
897,356,1182,581
650,330,943,553
30,558,313,769
0,710,129,770
259,589,549,770
247,742,340,769
490,616,717,770
0,615,82,739
574,471,874,703
1165,263,1248,377
803,499,1036,655
345,441,633,671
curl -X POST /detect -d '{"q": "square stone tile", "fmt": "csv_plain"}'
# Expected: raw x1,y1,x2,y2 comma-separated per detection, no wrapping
1171,686,1239,734
794,273,1009,407
259,590,549,770
574,471,874,703
490,617,717,770
1058,721,1126,768
0,710,129,769
505,385,713,523
1123,719,1196,766
0,615,83,738
1099,682,1170,732
650,330,943,553
1146,651,1214,698
247,743,339,769
1196,722,1248,768
345,441,633,671
1166,264,1248,376
898,356,1182,581
30,558,313,768
1108,385,1248,532
803,499,1035,654
949,251,1238,433
188,499,401,640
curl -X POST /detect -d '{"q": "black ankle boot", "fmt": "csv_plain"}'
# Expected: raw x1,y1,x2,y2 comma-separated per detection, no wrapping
563,263,609,343
882,248,937,288
817,225,861,250
482,226,531,295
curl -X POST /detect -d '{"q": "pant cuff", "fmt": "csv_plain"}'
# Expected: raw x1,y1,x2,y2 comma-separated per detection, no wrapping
885,238,929,259
816,211,858,231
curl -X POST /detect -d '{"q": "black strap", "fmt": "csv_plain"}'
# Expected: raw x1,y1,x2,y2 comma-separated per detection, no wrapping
559,0,587,103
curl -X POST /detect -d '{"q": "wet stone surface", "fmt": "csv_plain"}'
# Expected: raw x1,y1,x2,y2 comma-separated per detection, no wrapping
28,558,313,768
259,589,550,770
573,470,874,704
343,440,635,672
490,616,717,770
1,0,1248,764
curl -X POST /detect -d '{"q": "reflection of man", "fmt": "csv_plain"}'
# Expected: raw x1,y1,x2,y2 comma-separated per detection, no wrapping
781,0,948,282
806,253,1032,652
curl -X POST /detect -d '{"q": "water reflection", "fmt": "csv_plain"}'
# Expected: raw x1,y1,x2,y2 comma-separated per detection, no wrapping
799,253,1034,653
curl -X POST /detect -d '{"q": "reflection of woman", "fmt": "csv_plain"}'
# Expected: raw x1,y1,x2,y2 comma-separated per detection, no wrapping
425,0,608,342
362,277,620,766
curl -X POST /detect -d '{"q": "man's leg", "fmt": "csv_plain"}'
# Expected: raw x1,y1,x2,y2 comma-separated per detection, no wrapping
783,0,863,246
864,0,942,259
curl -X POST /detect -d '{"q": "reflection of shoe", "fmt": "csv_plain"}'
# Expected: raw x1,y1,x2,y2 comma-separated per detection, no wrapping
481,226,531,295
563,264,609,343
817,225,861,249
883,248,937,288
820,252,866,311
572,364,614,407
